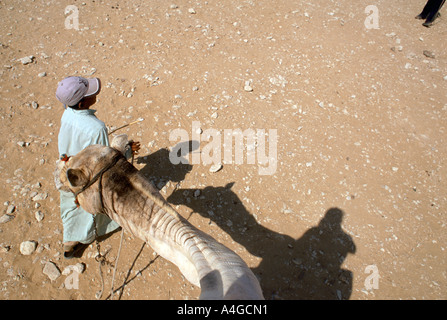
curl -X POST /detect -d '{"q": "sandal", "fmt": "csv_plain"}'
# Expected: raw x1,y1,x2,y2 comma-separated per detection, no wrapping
63,242,87,259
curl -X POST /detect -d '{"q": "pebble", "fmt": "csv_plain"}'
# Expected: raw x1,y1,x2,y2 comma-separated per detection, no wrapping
38,72,46,77
0,214,15,224
43,261,61,281
244,80,253,92
17,141,28,147
62,263,86,275
188,8,196,14
17,55,34,65
20,241,37,255
0,244,10,253
35,210,44,222
32,192,48,201
209,163,223,173
423,50,435,59
31,101,38,109
6,205,15,214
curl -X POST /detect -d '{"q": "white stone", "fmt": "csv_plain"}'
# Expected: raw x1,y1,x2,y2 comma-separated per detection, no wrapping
35,210,44,222
20,241,37,255
18,56,34,65
209,163,223,173
0,214,14,224
43,262,61,281
32,192,48,201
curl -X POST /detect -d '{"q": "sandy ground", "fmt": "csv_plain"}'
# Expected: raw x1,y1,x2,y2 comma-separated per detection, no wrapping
0,0,446,300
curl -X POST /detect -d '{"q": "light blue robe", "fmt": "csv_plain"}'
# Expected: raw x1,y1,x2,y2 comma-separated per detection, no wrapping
58,107,120,243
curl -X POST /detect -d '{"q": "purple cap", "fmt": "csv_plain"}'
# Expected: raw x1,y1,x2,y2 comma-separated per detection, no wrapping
55,76,100,107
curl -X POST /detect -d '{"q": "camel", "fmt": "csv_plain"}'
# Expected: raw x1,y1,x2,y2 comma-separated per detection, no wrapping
54,138,264,300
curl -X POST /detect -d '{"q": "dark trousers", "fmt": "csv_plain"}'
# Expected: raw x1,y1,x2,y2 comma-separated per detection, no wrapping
420,0,445,21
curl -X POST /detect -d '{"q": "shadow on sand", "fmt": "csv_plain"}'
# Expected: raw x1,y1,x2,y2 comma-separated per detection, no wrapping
132,143,356,300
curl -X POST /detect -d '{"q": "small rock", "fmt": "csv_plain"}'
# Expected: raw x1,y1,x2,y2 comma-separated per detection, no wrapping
244,80,253,92
62,263,85,275
6,205,15,214
32,192,48,201
31,101,38,109
0,244,11,253
209,163,223,173
20,241,37,255
17,55,34,65
0,214,15,224
73,263,86,274
35,210,44,222
211,112,218,119
38,72,46,77
423,50,435,59
188,8,196,14
193,190,201,198
192,86,199,91
43,262,61,281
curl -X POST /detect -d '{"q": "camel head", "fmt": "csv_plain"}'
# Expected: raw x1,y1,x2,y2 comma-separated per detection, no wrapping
55,144,124,214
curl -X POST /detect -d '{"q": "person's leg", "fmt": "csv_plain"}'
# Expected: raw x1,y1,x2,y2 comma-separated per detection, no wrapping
416,0,437,19
423,0,445,26
60,191,96,244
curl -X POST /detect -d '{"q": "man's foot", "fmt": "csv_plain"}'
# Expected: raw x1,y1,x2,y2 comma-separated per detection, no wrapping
63,241,86,259
423,12,441,27
415,13,427,20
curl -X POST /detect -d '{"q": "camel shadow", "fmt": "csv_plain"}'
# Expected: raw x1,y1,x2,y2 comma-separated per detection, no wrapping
133,143,356,299
167,183,356,300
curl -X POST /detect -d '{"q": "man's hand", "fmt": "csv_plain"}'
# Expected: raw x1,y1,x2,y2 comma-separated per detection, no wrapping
130,141,141,155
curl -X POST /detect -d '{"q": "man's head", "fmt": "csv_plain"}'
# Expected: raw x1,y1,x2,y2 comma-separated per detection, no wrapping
56,76,100,108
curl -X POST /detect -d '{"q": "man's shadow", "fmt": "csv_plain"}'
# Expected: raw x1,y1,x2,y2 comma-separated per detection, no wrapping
167,183,356,300
135,140,198,190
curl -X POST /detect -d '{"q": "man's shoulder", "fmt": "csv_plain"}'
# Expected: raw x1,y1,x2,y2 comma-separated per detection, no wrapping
62,108,106,129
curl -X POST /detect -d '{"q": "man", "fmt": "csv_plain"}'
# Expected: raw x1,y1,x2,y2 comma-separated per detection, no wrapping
416,0,445,27
56,76,139,258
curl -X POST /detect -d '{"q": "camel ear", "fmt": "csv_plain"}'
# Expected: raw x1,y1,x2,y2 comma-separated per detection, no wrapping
66,168,89,188
225,182,235,189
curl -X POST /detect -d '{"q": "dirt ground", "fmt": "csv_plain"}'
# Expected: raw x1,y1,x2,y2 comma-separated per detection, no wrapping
0,0,446,300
